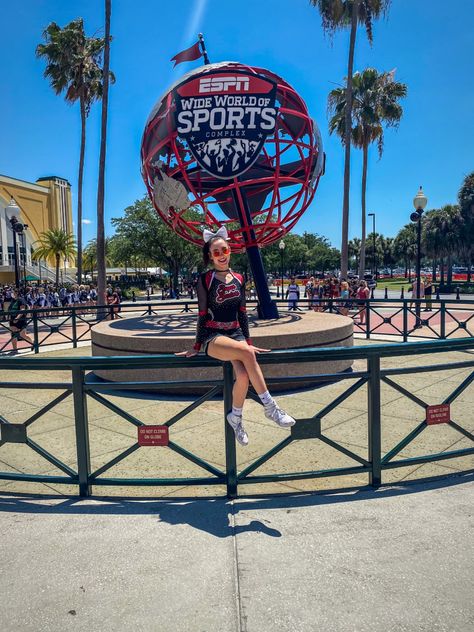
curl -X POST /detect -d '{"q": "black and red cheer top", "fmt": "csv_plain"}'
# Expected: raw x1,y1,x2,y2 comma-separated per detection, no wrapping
193,270,252,351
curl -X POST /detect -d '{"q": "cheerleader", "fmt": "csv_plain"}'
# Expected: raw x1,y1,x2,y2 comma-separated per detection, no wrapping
176,227,295,446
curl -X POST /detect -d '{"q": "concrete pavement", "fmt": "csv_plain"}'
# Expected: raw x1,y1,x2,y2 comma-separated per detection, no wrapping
0,475,473,632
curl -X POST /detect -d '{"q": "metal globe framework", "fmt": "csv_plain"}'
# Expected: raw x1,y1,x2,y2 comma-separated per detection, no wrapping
141,61,324,252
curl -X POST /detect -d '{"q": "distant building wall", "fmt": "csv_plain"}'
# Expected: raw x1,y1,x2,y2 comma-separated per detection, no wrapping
0,173,74,283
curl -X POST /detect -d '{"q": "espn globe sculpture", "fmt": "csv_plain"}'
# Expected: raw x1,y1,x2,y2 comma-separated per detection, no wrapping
141,61,324,318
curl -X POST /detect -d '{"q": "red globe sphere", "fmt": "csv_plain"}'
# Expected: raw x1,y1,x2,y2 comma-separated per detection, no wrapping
141,61,324,251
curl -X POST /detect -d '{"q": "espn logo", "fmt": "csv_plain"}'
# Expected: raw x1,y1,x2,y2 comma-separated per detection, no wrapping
199,76,250,93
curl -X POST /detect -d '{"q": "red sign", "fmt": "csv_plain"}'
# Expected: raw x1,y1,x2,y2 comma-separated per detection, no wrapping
138,425,169,446
426,404,450,425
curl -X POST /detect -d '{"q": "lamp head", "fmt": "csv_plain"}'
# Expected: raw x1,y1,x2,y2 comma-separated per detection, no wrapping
279,240,286,251
5,198,20,221
413,186,428,211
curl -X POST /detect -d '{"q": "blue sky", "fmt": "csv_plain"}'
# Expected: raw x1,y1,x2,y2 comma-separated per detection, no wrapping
1,0,473,249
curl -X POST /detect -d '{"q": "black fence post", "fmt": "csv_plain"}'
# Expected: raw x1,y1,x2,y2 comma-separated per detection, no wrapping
368,355,382,488
384,287,388,299
400,287,404,300
456,286,460,300
440,300,446,339
436,286,440,300
72,307,77,348
223,362,237,499
370,287,375,299
72,366,91,497
365,299,371,339
132,291,136,303
403,300,408,342
32,310,39,354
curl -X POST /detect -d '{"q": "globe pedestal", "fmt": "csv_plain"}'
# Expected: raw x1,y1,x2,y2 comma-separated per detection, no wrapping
91,311,354,393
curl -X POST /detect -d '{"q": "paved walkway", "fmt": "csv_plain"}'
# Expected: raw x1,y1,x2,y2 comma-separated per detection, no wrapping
1,475,473,631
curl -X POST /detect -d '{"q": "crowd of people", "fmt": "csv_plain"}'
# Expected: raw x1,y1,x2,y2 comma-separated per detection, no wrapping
0,283,124,354
282,276,372,323
0,284,101,312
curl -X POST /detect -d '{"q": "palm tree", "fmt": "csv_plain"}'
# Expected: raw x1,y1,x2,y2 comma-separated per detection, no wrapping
83,237,113,279
394,224,417,281
329,68,406,277
32,229,77,286
379,235,396,276
348,237,361,271
458,172,474,281
36,19,113,285
96,0,112,308
423,206,463,287
311,0,392,277
423,209,444,282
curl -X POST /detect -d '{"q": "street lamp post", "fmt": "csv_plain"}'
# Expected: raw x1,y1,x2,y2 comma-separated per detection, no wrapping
279,240,285,303
6,198,26,289
411,186,428,327
368,212,376,278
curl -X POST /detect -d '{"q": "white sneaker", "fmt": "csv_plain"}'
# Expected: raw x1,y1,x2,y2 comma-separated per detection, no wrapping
226,413,249,446
264,404,296,428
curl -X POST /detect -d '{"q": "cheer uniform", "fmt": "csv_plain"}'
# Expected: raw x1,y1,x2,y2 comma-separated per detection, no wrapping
193,270,252,354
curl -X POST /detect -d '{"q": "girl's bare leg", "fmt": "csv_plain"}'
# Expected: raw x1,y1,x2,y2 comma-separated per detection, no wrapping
207,337,267,395
20,331,33,345
231,359,250,408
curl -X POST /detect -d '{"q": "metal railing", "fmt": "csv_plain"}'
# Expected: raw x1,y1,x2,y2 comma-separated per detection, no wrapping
0,338,473,498
0,297,473,355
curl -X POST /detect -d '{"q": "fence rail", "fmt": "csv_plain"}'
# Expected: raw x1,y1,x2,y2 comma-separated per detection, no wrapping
1,297,473,355
0,337,473,498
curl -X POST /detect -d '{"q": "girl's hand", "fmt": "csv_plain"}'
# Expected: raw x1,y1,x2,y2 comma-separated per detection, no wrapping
174,349,199,357
252,346,271,353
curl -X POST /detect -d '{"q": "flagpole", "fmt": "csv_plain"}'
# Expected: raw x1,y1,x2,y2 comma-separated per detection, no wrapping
198,33,210,65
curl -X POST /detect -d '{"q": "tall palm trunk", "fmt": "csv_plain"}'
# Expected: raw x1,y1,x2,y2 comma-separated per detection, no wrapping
432,260,437,282
55,254,60,287
340,0,359,279
77,95,86,284
96,0,111,308
358,141,368,278
440,258,445,285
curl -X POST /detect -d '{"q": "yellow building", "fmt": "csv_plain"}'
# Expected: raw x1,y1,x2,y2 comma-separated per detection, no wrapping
0,174,75,284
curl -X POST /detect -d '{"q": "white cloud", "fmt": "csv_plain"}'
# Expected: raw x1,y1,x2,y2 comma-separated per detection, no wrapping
82,219,92,225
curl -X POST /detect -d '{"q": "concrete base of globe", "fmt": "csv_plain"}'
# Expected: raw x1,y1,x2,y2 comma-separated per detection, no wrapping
91,311,354,393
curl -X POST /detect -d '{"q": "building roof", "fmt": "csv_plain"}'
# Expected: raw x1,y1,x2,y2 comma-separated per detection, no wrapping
36,176,72,186
0,174,50,192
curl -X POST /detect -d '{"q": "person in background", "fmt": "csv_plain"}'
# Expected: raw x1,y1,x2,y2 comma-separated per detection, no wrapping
339,280,351,316
305,277,315,310
9,297,34,353
409,277,425,311
356,280,370,325
286,277,300,311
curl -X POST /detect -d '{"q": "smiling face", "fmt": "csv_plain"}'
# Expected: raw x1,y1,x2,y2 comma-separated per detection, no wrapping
209,238,231,270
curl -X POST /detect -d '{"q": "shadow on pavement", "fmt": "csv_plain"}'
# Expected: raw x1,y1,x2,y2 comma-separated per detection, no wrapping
0,471,472,539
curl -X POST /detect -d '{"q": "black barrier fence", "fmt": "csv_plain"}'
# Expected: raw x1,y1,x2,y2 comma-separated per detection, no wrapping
0,338,473,497
0,298,473,355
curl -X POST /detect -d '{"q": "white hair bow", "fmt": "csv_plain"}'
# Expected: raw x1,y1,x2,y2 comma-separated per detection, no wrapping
202,225,229,243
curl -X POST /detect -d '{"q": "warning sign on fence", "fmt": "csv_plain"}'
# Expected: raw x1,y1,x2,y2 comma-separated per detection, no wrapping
426,404,450,425
138,425,169,446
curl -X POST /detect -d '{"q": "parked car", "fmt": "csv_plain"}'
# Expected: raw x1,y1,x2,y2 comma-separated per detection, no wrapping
364,274,377,289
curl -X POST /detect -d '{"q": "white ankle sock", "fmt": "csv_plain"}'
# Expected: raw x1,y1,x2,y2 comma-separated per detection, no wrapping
232,405,243,417
258,390,275,408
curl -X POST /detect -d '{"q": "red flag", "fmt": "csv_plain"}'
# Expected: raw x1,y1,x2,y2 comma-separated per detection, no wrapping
170,41,202,67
